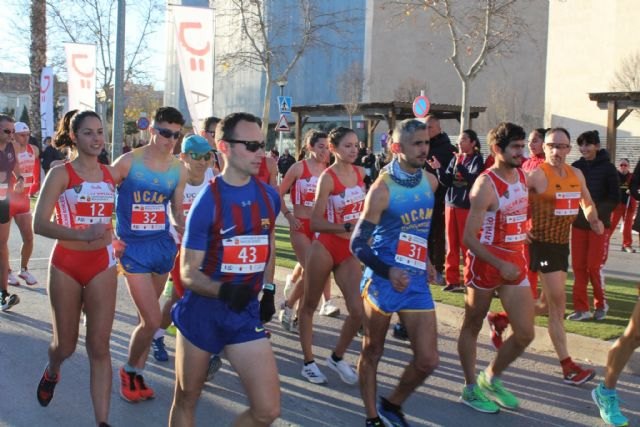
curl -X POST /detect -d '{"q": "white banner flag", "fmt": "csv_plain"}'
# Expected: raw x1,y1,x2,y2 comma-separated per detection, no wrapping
40,66,55,138
65,43,96,111
172,5,214,132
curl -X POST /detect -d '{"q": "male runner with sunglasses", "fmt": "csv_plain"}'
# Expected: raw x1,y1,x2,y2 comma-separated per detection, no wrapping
112,106,188,402
170,112,280,426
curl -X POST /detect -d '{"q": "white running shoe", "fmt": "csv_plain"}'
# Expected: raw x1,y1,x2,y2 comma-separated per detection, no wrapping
18,269,38,286
325,356,358,385
301,362,328,384
7,271,19,286
278,303,297,333
283,274,294,300
319,299,340,317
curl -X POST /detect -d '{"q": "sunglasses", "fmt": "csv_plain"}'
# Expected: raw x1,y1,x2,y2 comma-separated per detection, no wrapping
188,152,212,161
154,126,181,140
2,129,14,135
225,139,266,153
620,164,629,167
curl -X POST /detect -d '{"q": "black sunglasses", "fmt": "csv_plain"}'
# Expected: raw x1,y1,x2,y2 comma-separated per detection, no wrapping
2,129,14,135
154,126,181,140
188,152,212,161
225,139,266,153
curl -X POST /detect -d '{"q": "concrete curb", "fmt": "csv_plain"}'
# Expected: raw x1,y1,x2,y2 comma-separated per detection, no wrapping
273,265,640,376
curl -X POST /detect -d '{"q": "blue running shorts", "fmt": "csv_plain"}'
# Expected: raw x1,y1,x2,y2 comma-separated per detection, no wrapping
361,271,435,316
119,234,177,275
172,294,266,354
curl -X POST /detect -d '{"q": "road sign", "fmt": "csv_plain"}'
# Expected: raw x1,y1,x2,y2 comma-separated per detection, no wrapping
277,96,292,114
412,95,431,118
136,116,150,130
275,114,290,132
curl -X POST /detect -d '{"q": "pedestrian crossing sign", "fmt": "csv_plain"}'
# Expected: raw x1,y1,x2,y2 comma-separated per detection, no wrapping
277,96,292,113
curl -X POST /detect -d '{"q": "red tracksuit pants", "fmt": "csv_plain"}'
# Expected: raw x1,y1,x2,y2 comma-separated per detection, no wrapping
571,227,608,312
609,200,637,249
445,206,470,285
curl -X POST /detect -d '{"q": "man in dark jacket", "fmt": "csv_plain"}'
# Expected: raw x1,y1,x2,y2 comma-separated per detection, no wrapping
569,130,619,322
424,115,457,285
40,136,63,174
277,149,296,180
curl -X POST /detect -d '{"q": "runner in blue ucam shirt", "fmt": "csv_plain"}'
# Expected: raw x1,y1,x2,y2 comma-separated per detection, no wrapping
112,106,188,403
169,112,281,426
351,119,439,427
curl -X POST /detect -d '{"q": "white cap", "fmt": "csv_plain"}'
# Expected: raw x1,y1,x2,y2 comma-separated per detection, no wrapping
14,122,30,133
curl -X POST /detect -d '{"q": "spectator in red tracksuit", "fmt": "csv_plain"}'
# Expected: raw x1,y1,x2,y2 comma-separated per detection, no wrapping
569,130,619,322
429,129,484,292
608,158,636,253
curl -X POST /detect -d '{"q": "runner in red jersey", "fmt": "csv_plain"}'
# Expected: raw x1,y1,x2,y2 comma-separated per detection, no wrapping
458,122,534,414
33,110,123,426
298,127,365,385
7,122,40,286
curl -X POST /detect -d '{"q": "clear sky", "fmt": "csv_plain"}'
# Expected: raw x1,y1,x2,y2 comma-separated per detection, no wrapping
0,1,166,90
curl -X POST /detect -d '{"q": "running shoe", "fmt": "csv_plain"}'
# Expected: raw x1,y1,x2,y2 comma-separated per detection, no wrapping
7,270,19,286
119,367,140,402
377,397,409,427
301,361,328,384
477,371,519,409
283,274,294,300
319,299,341,317
487,312,510,349
592,383,629,426
594,303,609,321
566,311,592,321
1,291,20,311
151,336,169,362
460,384,500,414
325,355,358,385
207,354,223,382
36,366,59,407
18,268,38,286
563,361,595,385
621,246,636,253
392,323,409,341
135,374,155,400
366,418,385,427
278,302,297,332
443,283,465,293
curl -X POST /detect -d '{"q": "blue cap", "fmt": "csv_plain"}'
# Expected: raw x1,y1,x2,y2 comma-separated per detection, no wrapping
181,134,211,154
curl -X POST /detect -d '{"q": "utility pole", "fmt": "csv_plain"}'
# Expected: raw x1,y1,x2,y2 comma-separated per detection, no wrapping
111,0,126,160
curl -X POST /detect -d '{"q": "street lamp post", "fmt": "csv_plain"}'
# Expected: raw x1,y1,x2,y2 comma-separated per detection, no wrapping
275,77,287,155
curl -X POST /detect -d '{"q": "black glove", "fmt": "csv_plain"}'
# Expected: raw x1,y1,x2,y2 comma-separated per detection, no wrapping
218,282,254,312
260,283,276,323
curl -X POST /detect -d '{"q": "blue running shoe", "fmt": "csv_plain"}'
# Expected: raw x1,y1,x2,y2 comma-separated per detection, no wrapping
377,397,409,427
151,336,169,362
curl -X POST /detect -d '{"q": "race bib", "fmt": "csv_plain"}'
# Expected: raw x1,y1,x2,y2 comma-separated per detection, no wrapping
555,192,580,216
395,232,427,270
75,197,114,224
342,187,365,222
131,204,166,230
0,183,7,201
221,235,269,274
504,214,527,242
302,186,316,207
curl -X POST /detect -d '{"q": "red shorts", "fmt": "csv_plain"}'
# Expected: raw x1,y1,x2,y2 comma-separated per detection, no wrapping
169,244,184,298
51,243,116,287
293,217,314,241
317,233,352,266
9,193,30,216
466,245,528,290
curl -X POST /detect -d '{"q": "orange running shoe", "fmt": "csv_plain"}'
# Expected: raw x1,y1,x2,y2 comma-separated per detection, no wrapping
119,367,141,403
135,374,155,400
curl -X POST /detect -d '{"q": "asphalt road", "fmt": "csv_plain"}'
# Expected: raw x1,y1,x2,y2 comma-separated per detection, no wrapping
0,222,639,426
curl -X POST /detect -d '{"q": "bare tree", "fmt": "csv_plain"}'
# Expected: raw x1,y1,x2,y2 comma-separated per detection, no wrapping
337,61,364,128
611,51,640,93
384,0,526,133
394,78,429,102
29,0,46,142
216,0,359,136
46,0,162,138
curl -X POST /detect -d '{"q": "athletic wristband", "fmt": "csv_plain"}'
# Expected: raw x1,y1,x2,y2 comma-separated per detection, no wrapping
350,219,392,280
